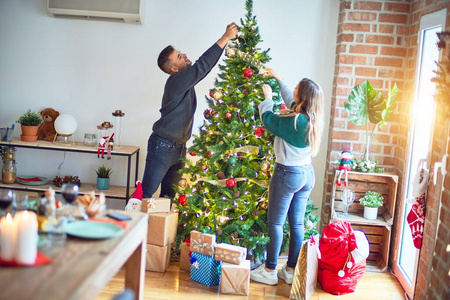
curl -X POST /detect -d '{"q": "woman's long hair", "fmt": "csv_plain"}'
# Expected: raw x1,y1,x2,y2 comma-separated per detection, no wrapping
291,78,324,157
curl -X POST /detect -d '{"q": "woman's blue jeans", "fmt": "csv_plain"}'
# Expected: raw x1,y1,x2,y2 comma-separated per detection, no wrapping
141,133,186,198
265,163,315,270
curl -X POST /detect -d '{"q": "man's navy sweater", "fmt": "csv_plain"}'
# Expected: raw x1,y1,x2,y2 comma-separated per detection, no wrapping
152,43,223,144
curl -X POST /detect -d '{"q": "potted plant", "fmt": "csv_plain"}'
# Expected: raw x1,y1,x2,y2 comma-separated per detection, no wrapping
359,191,384,220
96,165,112,190
16,109,43,142
344,81,399,172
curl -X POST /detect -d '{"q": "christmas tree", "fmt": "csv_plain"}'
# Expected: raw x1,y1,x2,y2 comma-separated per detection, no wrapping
173,0,319,261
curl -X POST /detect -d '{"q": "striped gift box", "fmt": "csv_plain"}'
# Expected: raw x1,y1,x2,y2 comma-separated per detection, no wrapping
190,252,222,286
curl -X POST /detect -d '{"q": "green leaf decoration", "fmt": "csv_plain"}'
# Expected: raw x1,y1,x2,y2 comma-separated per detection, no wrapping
380,83,399,127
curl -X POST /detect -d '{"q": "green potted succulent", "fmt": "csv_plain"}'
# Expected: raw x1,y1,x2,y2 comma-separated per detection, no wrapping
359,191,384,220
344,81,399,172
95,165,112,190
16,109,43,142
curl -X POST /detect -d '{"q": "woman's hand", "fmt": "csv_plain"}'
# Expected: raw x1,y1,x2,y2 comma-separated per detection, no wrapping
262,84,272,99
264,68,281,81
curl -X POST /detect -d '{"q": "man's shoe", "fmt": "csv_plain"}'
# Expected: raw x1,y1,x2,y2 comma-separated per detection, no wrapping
278,264,294,284
250,264,278,285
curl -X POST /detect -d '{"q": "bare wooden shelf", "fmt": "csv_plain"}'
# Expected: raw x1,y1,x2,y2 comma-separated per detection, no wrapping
330,170,398,272
0,137,140,200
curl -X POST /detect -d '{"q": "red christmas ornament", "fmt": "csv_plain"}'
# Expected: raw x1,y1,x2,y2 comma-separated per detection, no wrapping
255,126,265,138
178,195,188,206
226,112,232,119
261,203,268,210
281,104,288,110
209,91,214,98
189,152,196,156
243,67,254,78
226,178,236,188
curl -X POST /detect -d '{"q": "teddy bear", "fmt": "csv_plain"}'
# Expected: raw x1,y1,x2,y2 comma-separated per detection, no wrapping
37,108,60,142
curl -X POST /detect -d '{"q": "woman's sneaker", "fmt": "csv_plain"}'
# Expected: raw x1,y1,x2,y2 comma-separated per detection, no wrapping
250,264,278,285
278,264,294,284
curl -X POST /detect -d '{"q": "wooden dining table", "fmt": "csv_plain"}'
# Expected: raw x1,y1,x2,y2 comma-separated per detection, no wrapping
0,210,148,300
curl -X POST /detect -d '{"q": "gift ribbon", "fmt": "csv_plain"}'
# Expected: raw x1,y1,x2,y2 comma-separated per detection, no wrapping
215,265,222,276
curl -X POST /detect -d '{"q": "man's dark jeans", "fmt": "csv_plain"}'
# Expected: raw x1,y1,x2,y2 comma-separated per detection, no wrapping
142,133,186,198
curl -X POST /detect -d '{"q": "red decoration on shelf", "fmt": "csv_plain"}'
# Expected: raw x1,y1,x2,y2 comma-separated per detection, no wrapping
226,178,236,188
243,67,254,78
178,195,188,206
255,126,265,138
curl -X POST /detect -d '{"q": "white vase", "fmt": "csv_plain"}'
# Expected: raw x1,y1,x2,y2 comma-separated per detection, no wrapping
364,206,378,220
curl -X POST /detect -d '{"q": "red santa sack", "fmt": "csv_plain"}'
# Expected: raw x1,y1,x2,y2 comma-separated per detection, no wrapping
318,221,366,295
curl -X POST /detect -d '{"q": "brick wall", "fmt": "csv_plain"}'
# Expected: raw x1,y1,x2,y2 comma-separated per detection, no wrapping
322,1,450,299
321,0,410,229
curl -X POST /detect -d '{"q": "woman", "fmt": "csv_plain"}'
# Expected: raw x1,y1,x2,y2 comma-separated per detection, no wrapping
250,68,324,285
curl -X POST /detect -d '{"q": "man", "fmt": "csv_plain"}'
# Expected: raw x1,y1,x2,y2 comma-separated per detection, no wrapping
142,22,238,198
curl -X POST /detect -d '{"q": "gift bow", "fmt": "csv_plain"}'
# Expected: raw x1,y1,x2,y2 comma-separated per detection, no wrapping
147,198,156,209
191,239,214,254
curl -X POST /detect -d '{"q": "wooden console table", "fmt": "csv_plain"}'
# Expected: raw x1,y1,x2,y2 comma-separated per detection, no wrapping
0,210,148,300
0,137,139,201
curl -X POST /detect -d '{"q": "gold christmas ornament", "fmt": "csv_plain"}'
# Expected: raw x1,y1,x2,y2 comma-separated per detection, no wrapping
226,47,236,57
261,161,270,171
213,91,223,100
178,179,187,188
217,215,227,225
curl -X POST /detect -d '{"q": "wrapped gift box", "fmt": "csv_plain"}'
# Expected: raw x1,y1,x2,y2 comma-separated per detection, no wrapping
214,243,247,265
190,252,222,287
145,243,171,272
220,260,250,296
141,198,171,214
189,230,216,256
180,242,191,272
147,212,178,246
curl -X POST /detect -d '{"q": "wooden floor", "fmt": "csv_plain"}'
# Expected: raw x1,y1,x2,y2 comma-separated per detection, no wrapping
97,259,406,300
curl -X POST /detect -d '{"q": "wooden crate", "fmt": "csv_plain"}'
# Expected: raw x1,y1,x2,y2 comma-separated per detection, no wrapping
329,171,398,272
351,224,391,272
331,171,398,227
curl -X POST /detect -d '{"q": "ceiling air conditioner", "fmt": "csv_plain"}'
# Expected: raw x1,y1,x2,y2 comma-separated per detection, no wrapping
47,0,143,24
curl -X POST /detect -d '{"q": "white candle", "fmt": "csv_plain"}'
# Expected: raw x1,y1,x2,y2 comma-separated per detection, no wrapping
15,211,38,265
0,213,17,261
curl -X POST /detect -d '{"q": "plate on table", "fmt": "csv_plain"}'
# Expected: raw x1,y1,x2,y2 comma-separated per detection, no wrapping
64,221,124,239
17,176,49,186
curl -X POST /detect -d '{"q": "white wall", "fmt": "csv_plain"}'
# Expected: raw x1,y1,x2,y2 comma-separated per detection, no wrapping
0,0,339,209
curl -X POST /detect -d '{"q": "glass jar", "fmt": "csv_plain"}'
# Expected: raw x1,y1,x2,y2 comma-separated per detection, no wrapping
2,147,16,160
84,133,97,147
2,159,17,184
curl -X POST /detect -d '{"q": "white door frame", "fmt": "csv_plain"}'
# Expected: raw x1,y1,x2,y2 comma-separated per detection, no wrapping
392,8,447,300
